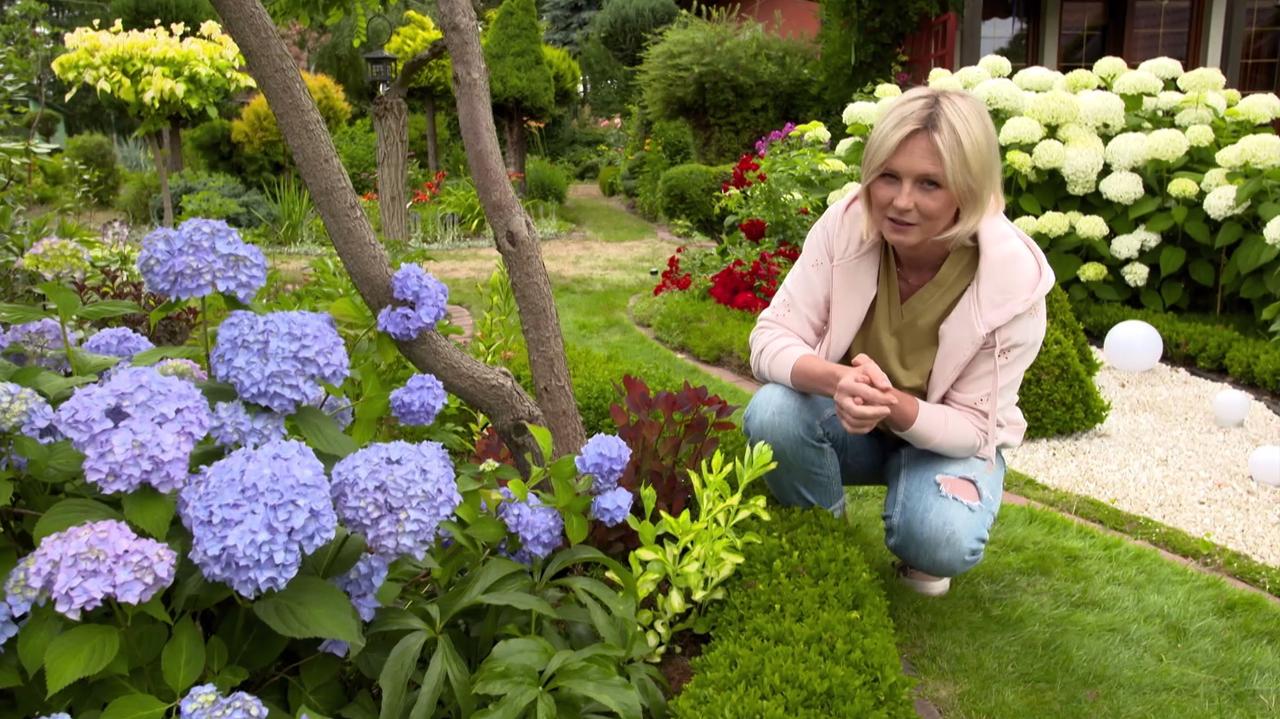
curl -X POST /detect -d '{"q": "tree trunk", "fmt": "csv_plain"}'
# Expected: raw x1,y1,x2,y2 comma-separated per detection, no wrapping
505,108,528,196
167,119,184,173
373,93,410,245
425,94,440,174
152,132,174,227
207,0,548,466
437,0,585,456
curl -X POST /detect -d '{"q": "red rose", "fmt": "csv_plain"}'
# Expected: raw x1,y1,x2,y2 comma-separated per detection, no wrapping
739,218,768,242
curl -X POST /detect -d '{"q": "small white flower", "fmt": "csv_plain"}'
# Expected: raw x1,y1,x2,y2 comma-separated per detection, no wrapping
1093,55,1129,81
1005,149,1034,175
1058,123,1104,152
1224,88,1242,106
1113,70,1163,95
1012,66,1061,92
1184,124,1215,148
1098,171,1146,205
1110,233,1144,260
1032,139,1066,169
1135,227,1162,251
1074,215,1109,240
802,123,831,144
972,78,1026,114
1263,215,1280,247
827,180,861,206
1061,147,1105,195
874,83,902,99
1177,67,1227,93
978,54,1013,78
929,74,965,91
1076,90,1126,133
1104,132,1149,170
1059,68,1101,92
1013,215,1039,235
834,136,859,157
1137,56,1184,80
998,116,1046,146
1025,90,1080,126
1036,211,1071,238
1066,211,1083,224
1155,90,1185,111
1167,177,1199,199
954,65,992,89
1203,184,1249,220
843,101,878,127
1077,261,1108,282
928,67,953,82
1146,128,1190,163
1200,167,1230,193
1175,107,1216,127
1120,262,1150,288
1228,92,1280,124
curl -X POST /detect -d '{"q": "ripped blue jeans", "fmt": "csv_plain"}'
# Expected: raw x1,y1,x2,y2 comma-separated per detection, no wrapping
743,383,1005,578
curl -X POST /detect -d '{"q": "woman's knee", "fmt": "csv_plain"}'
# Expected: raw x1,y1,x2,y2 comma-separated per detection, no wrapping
885,504,994,577
743,383,827,448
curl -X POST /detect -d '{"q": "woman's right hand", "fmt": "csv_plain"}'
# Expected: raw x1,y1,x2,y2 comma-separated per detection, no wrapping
833,360,897,435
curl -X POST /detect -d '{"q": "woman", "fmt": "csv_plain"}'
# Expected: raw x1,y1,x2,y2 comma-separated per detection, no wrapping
744,87,1053,597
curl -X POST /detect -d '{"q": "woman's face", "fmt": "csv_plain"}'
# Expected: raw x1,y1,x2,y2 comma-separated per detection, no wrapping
867,132,959,253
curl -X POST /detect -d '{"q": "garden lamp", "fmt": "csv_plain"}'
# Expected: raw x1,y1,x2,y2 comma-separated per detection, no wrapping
362,15,397,95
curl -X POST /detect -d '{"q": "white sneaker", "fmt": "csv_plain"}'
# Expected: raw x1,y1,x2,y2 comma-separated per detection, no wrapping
895,562,951,597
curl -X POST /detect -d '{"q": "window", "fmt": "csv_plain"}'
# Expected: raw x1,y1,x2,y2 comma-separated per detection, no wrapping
1058,1,1111,71
1239,1,1280,93
980,0,1039,70
1058,0,1205,71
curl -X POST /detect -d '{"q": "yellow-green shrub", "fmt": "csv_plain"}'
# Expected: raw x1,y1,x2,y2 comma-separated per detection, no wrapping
231,71,351,159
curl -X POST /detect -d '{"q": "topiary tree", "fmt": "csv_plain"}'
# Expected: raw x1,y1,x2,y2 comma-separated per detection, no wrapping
230,70,351,178
484,0,554,192
51,19,255,226
1021,286,1110,439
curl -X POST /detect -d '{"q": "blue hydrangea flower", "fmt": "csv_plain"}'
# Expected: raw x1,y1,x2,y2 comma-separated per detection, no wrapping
575,433,632,493
376,263,449,340
4,556,39,617
154,358,209,383
209,401,286,449
82,327,155,359
498,489,564,564
1,319,77,372
310,392,354,431
137,219,267,303
389,373,447,426
0,381,58,442
319,553,389,657
4,520,176,621
331,441,460,561
179,683,268,719
590,486,634,528
55,366,211,494
36,714,72,719
0,598,17,651
179,440,337,599
210,311,349,413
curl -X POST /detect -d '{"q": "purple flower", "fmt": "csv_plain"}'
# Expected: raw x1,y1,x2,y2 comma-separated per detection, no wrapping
376,263,449,340
154,358,208,383
331,441,461,561
209,401,286,449
498,490,563,564
210,311,349,413
755,121,797,156
390,373,447,426
4,520,176,620
1,319,77,372
0,598,17,650
320,552,388,653
0,381,57,442
83,327,155,359
137,219,267,303
55,366,211,494
36,715,72,719
590,487,634,527
179,440,337,598
179,683,268,719
575,433,632,493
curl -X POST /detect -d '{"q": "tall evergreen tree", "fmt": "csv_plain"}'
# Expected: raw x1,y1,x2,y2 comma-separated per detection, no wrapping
483,0,553,190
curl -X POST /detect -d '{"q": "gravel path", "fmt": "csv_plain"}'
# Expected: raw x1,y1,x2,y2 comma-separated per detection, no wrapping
1005,348,1280,567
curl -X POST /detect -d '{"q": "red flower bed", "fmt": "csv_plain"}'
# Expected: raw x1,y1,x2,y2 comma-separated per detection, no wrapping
707,243,800,313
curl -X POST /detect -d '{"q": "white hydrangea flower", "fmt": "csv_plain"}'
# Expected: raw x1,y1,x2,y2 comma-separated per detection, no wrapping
1137,56,1184,80
803,123,831,144
1093,56,1129,81
1058,68,1101,92
1074,214,1109,240
1200,167,1230,193
1216,133,1280,170
1099,171,1146,205
1146,128,1190,163
1121,262,1150,288
1113,70,1163,95
1076,90,1127,132
978,54,1013,78
827,180,861,206
1155,90,1185,111
876,96,899,121
1263,215,1280,248
1167,177,1199,199
1104,132,1149,170
1066,210,1083,224
1184,124,1215,147
1025,90,1080,126
1077,261,1108,282
928,67,953,82
1012,66,1061,92
998,116,1046,146
843,101,879,127
1203,184,1249,220
972,78,1026,114
1229,92,1280,124
1177,67,1226,93
1175,107,1215,127
834,136,859,157
1058,123,1103,150
874,83,902,99
819,158,849,172
1109,232,1144,260
1036,211,1071,237
1032,139,1067,169
1013,215,1039,235
1182,90,1227,117
1005,149,1034,175
929,74,965,91
1061,147,1105,195
1224,88,1242,105
1135,227,1162,251
954,65,992,89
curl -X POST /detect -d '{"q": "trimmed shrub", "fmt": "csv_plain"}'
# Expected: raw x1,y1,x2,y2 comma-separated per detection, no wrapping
525,156,570,205
658,163,727,236
597,165,622,196
672,508,915,717
231,71,351,157
1021,286,1110,439
158,171,275,229
116,170,160,224
183,118,239,176
632,290,755,375
63,132,120,205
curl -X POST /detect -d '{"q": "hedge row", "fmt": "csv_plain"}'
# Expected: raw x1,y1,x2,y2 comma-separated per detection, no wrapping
671,507,916,718
1070,299,1280,394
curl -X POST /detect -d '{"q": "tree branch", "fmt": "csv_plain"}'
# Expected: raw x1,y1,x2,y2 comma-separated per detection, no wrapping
388,39,449,99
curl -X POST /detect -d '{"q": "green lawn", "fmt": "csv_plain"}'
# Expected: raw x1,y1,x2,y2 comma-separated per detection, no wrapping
559,192,660,243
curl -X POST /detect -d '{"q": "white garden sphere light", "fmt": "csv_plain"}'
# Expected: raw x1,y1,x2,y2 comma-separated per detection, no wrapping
1102,320,1163,372
1211,389,1251,428
1249,445,1280,487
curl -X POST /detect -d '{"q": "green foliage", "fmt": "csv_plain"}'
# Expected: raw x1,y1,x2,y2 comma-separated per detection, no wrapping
332,118,378,194
386,10,452,97
484,0,555,119
115,170,160,224
1020,288,1111,440
657,163,727,236
63,133,120,206
108,0,216,29
578,32,633,118
182,118,239,176
230,71,351,174
637,13,822,163
591,0,679,68
542,43,582,108
671,507,916,717
597,165,622,197
160,170,275,230
817,0,944,112
541,0,603,52
1070,298,1280,394
631,291,755,375
524,156,569,205
21,108,61,142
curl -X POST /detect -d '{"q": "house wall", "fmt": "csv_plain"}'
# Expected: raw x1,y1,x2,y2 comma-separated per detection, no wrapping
743,0,822,40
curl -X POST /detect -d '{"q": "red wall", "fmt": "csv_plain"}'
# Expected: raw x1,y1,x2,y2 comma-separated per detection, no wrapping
701,0,821,41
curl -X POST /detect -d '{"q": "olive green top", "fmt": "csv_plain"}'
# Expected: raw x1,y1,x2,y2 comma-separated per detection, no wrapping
846,242,980,399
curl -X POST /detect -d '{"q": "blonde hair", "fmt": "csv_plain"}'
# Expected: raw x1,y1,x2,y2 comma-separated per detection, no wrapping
857,86,1004,249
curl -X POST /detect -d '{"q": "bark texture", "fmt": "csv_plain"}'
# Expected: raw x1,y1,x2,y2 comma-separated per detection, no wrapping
372,94,409,244
437,0,585,455
151,133,174,227
424,94,439,173
208,0,547,464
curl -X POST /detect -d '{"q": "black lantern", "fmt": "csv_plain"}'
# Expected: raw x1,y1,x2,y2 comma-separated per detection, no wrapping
363,47,397,95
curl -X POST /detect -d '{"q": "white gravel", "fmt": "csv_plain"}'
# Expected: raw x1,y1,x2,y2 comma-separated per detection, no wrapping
1005,348,1280,568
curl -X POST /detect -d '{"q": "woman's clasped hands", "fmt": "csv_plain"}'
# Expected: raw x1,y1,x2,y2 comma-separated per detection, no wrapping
834,353,898,434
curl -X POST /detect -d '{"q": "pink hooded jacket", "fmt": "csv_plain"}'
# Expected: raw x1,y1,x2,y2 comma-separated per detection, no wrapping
749,194,1055,460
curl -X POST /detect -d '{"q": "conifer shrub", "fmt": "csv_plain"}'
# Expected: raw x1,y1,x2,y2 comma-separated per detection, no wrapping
1021,286,1110,439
